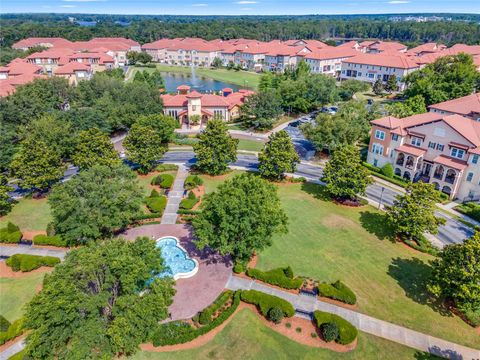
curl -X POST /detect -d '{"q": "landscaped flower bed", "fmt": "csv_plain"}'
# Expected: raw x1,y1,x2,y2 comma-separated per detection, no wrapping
313,310,358,345
317,280,357,305
239,290,295,317
246,266,303,290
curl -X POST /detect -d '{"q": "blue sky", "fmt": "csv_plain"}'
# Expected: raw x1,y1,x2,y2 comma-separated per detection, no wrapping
1,0,479,15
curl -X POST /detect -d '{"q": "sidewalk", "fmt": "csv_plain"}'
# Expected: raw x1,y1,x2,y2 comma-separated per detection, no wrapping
437,202,480,228
161,165,189,225
0,244,67,260
226,276,480,360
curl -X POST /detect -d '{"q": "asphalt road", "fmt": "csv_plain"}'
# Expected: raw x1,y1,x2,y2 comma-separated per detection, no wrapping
160,150,473,246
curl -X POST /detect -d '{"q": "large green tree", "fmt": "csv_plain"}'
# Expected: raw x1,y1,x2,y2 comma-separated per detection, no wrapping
193,173,288,261
48,164,143,244
0,175,14,216
20,114,75,159
258,130,300,181
386,182,446,240
24,237,175,359
193,119,238,175
10,138,65,191
124,124,166,174
302,100,379,152
240,91,283,130
387,95,427,118
404,53,480,105
135,114,177,143
72,128,120,170
321,145,373,201
428,233,480,326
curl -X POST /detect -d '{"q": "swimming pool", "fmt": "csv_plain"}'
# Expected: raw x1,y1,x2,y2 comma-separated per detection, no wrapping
156,236,199,280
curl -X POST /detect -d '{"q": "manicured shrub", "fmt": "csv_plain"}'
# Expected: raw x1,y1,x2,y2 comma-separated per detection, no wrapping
145,195,167,214
0,318,24,345
6,254,60,272
313,310,357,345
177,209,201,215
184,175,204,190
156,164,178,172
456,202,480,223
46,222,56,236
321,322,339,342
233,261,246,274
268,307,284,324
197,291,233,325
285,322,291,328
152,291,240,346
180,191,199,210
240,290,295,317
381,163,394,178
150,189,160,198
151,174,174,188
246,267,303,289
33,234,67,247
311,332,318,338
295,327,302,333
317,280,357,305
0,315,10,332
0,222,22,244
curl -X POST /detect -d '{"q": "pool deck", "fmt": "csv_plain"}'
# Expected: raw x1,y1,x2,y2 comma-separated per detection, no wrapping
121,224,232,320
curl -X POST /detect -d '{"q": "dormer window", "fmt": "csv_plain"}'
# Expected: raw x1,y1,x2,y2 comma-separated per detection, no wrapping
450,148,465,159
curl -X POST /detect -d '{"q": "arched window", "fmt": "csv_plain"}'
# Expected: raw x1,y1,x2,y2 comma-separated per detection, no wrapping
433,165,444,180
396,153,405,166
442,186,452,196
432,182,440,190
403,171,411,181
405,156,414,169
395,168,402,176
445,169,456,184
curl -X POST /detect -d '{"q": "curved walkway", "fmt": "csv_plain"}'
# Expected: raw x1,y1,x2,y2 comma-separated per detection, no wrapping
226,276,480,360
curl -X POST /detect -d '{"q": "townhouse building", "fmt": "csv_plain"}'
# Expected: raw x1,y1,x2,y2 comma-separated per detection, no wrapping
367,95,480,200
359,40,408,54
0,59,45,96
340,53,419,90
161,85,253,127
301,47,359,76
428,93,480,121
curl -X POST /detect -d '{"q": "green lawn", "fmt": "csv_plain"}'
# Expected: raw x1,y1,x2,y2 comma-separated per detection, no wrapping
128,64,260,90
131,308,438,360
199,170,245,194
137,171,177,196
0,198,52,232
0,272,46,322
256,183,479,348
237,139,265,152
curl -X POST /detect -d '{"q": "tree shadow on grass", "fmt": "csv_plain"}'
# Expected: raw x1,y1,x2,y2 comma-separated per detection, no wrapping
359,211,396,242
388,257,451,317
300,182,332,201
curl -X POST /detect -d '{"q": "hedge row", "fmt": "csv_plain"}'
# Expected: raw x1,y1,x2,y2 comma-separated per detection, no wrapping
151,291,240,346
177,209,201,215
313,310,358,345
0,222,22,244
33,234,67,247
156,164,179,172
132,212,163,221
151,174,174,189
0,315,10,332
456,202,480,223
246,267,303,290
197,290,233,325
240,290,295,317
6,254,60,272
184,175,203,190
317,281,357,305
0,318,24,346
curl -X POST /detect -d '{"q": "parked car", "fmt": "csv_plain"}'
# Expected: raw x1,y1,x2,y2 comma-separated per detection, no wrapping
321,106,338,115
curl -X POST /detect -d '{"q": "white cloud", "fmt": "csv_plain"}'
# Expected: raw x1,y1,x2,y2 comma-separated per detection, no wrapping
192,3,208,6
387,1,410,3
235,1,258,4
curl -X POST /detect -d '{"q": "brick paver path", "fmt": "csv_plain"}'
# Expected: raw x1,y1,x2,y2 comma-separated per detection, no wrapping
226,276,480,360
161,165,189,225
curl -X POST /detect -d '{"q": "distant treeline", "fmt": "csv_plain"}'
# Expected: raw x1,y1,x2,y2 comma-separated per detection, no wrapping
0,14,480,47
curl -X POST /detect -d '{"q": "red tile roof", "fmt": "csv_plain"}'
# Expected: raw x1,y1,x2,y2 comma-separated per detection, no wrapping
161,89,253,109
396,144,427,157
303,47,359,61
433,155,468,171
428,94,480,116
54,62,91,75
344,53,420,69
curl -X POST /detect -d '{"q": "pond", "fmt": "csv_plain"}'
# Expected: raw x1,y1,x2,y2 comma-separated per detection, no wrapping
161,70,239,93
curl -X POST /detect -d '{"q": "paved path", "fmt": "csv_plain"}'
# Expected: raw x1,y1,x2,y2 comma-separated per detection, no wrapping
226,276,480,360
161,165,189,225
0,244,67,260
0,339,25,360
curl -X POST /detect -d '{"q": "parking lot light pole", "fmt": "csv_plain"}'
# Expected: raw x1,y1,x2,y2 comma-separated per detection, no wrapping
378,186,385,210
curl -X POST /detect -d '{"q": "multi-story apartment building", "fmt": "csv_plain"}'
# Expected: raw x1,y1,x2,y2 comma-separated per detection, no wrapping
429,94,480,120
340,53,419,90
359,40,408,54
161,85,254,127
301,47,359,76
0,59,45,96
367,95,480,200
53,62,93,85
